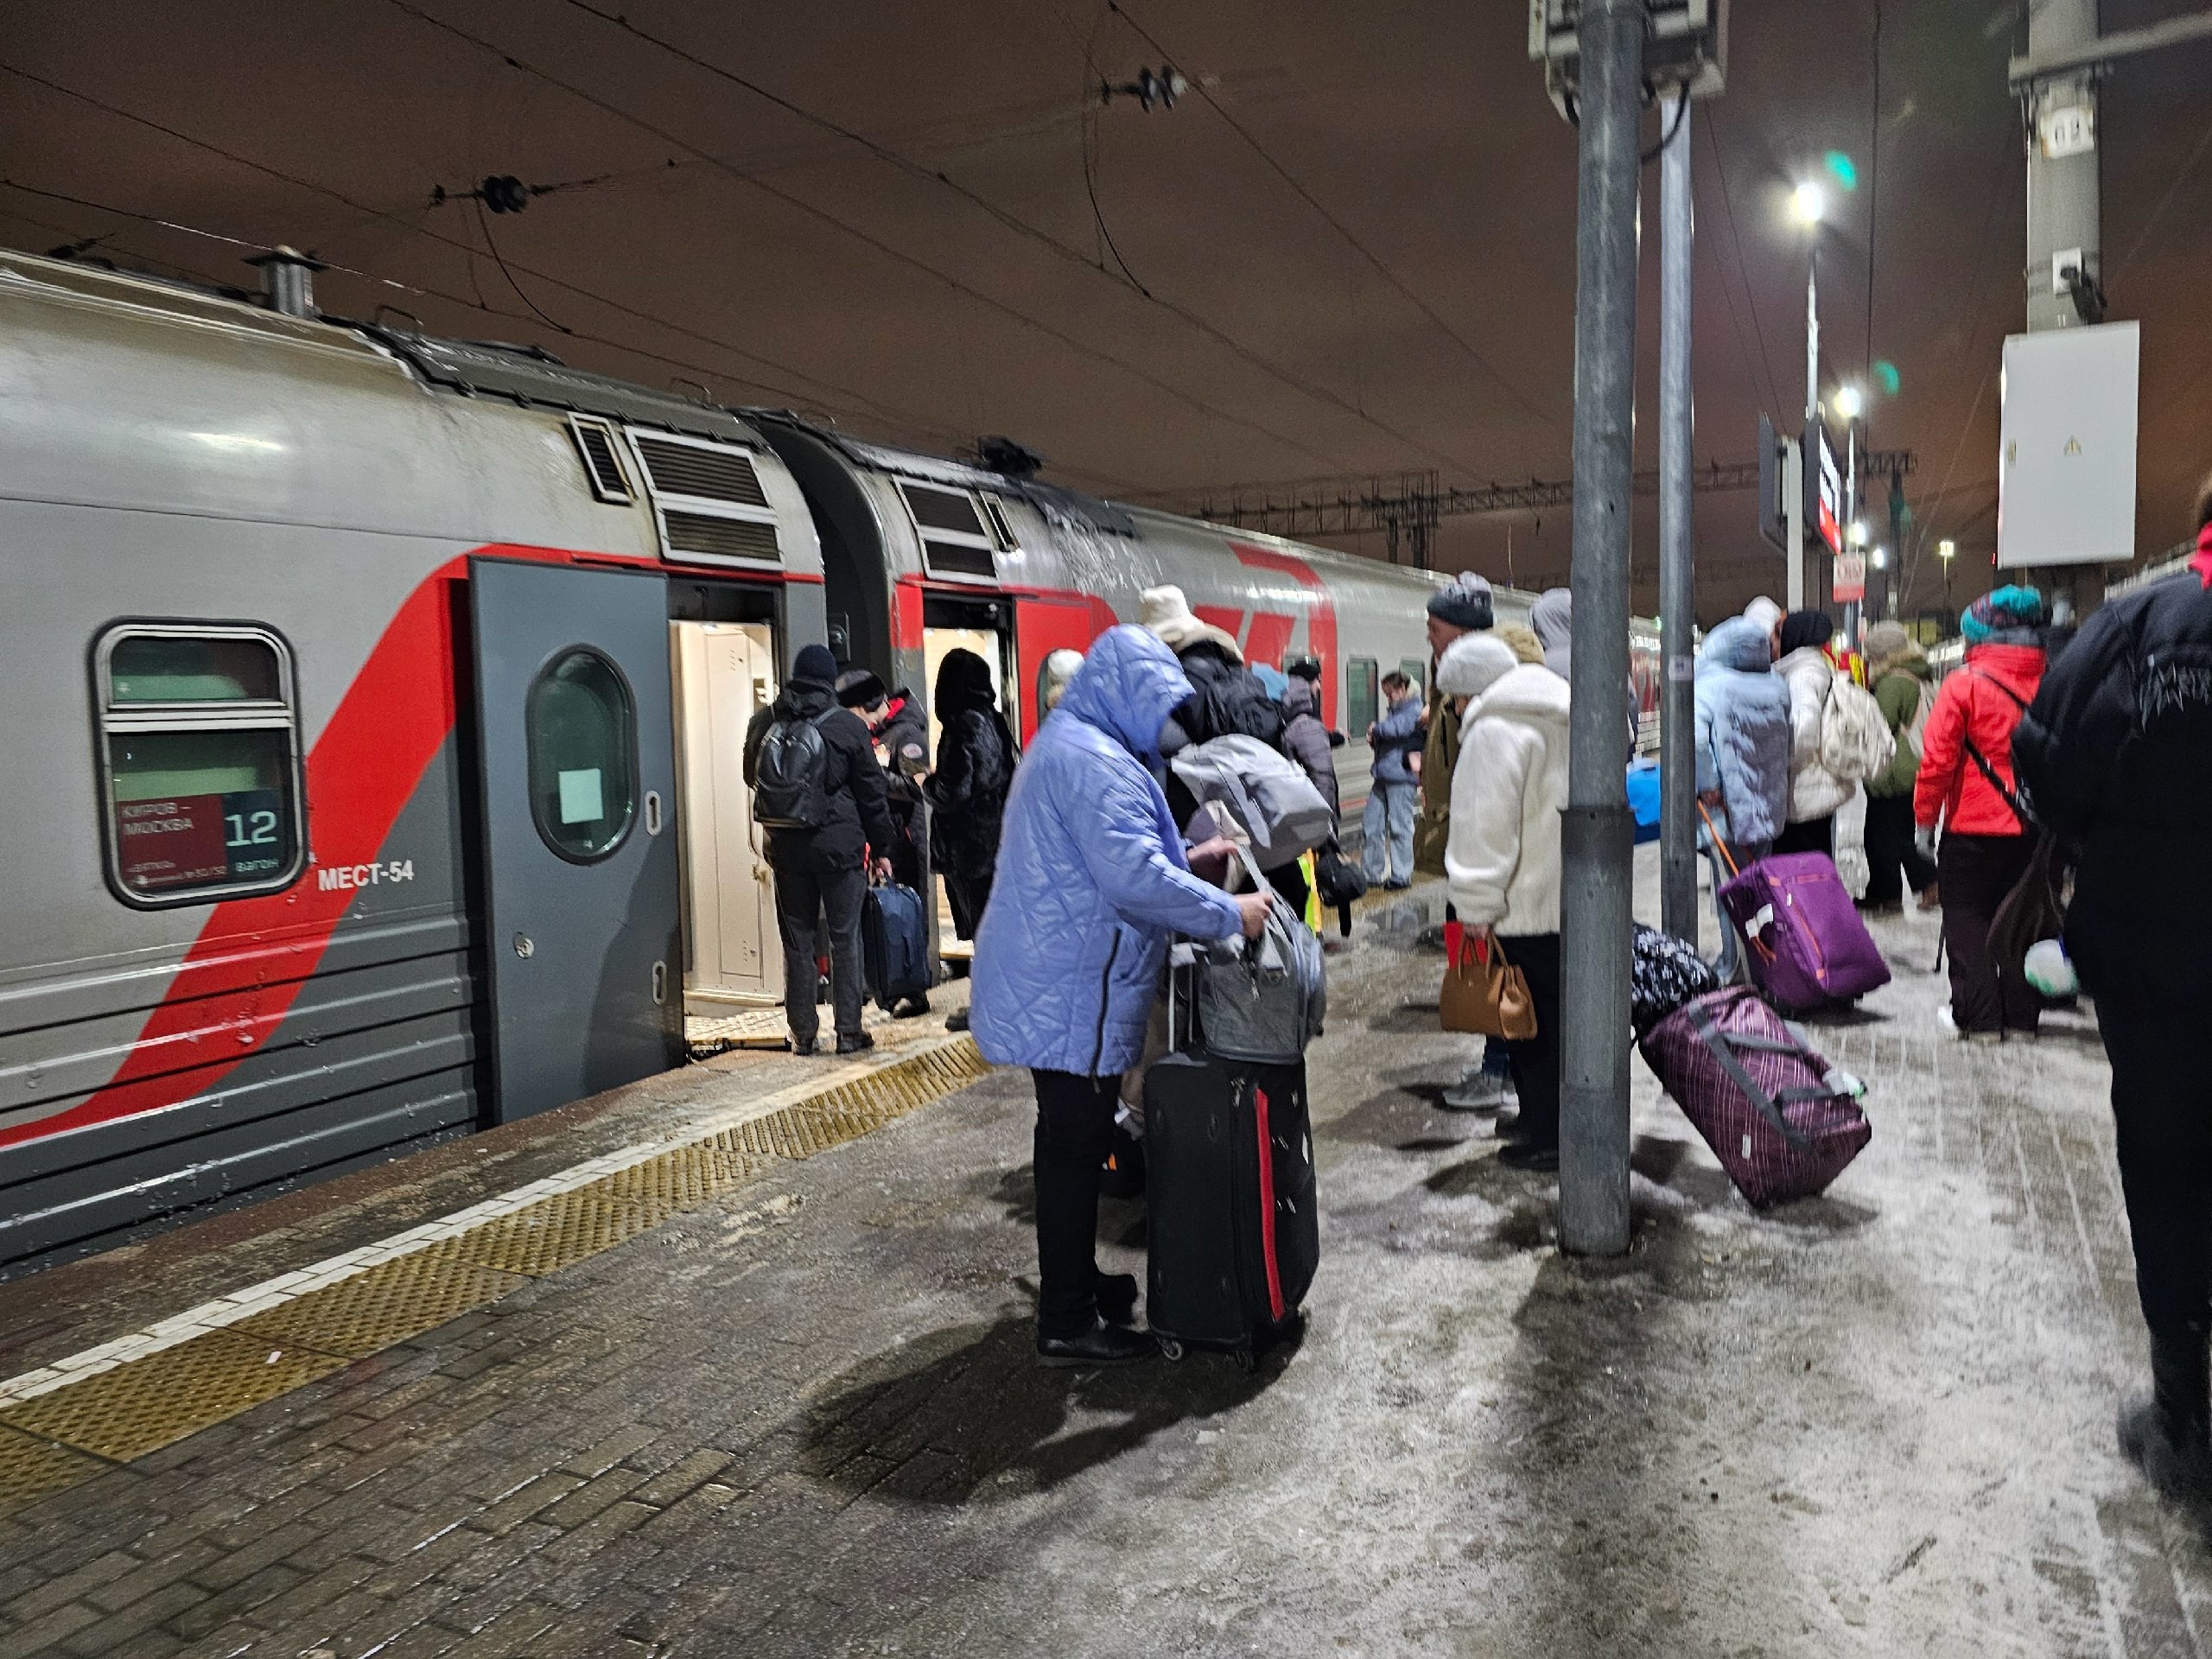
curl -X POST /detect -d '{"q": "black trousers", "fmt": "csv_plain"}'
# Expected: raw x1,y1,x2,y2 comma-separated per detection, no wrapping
2101,992,2212,1355
1030,1069,1122,1338
1773,815,1834,858
944,868,992,941
1265,858,1309,917
1862,791,1937,906
1938,832,2039,1034
1499,933,1563,1150
773,861,867,1045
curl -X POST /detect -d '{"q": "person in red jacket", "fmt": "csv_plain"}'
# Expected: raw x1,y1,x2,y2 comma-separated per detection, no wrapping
1913,587,2048,1039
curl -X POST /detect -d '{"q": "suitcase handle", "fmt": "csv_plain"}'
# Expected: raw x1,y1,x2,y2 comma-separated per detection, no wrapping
1687,997,1835,1153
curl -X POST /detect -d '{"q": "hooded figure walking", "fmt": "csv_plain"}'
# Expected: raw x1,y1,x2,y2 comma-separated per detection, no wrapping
926,648,1016,1033
970,626,1269,1367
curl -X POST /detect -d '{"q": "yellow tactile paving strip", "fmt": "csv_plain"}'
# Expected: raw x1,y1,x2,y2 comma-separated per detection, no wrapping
0,1035,990,1515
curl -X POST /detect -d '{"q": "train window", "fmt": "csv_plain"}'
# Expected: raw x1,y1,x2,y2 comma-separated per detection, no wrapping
979,494,1019,551
898,481,997,580
95,624,304,907
1345,658,1379,736
1398,658,1427,696
566,416,633,505
525,648,638,863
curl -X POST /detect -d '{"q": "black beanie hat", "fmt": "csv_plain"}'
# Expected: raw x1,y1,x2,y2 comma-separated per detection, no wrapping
792,643,838,684
834,668,887,709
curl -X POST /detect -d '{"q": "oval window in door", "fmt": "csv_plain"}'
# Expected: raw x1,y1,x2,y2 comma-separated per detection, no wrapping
525,648,638,862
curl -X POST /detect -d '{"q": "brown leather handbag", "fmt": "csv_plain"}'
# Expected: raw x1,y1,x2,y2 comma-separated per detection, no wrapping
1439,932,1537,1039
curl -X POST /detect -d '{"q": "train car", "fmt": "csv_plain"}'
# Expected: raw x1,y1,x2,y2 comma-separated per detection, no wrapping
0,245,1657,1274
754,414,1538,820
0,249,836,1272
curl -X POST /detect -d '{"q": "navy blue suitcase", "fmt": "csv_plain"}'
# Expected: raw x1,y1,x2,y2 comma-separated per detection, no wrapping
861,882,931,1011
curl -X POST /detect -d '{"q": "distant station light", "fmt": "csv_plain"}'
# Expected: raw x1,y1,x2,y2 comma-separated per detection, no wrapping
1791,181,1827,226
1833,385,1863,422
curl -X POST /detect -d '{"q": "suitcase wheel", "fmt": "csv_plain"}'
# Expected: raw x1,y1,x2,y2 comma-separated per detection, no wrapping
1157,1338,1185,1363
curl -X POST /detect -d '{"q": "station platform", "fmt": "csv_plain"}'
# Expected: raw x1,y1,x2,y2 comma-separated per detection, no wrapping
0,849,2202,1657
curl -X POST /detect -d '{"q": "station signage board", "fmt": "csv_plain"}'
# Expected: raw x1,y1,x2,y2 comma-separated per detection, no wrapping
1805,418,1843,556
1832,550,1866,604
1998,321,2139,568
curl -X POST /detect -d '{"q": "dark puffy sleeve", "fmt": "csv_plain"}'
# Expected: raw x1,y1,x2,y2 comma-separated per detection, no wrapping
2015,600,2139,849
830,709,898,854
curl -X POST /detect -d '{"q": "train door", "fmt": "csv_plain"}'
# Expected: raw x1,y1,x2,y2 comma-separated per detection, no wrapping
670,620,781,1010
470,558,680,1122
1012,594,1103,742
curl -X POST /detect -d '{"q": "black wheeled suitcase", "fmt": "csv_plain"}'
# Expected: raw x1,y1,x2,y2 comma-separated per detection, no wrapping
1143,946,1319,1365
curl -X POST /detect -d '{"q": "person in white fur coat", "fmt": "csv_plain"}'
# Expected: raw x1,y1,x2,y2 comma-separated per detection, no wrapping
1438,631,1571,1172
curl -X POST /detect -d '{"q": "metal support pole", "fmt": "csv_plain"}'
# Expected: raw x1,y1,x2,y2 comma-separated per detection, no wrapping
2025,0,2101,334
1840,422,1860,644
1658,91,1698,945
1559,0,1642,1258
2023,0,2105,610
1784,441,1805,610
1802,257,1819,615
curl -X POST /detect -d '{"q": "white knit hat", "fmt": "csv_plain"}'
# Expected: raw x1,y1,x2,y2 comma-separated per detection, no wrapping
1435,632,1519,701
1138,583,1242,659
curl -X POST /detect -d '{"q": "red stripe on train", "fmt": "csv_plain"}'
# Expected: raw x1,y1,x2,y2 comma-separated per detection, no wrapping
2,546,573,1152
1229,543,1338,728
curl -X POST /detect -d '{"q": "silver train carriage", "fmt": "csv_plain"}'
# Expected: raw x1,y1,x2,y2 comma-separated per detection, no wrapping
0,247,1651,1273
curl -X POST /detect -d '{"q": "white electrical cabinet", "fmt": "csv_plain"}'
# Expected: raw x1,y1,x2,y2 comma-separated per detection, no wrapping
1998,321,2140,569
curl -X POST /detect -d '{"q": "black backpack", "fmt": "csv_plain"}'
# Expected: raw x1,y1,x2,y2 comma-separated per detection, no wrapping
754,710,836,829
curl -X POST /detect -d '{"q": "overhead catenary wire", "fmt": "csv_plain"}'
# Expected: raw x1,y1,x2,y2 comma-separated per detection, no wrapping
526,0,1494,478
1699,103,1788,423
379,0,1356,474
0,171,995,461
1105,0,1565,440
0,68,1047,457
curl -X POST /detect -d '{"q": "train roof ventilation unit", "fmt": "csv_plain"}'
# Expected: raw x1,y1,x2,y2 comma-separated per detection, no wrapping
898,480,998,580
628,429,782,567
567,416,633,504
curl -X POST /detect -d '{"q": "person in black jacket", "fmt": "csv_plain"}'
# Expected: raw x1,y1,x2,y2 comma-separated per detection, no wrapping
2015,478,2212,1515
836,670,931,893
926,649,1016,1033
746,645,896,1056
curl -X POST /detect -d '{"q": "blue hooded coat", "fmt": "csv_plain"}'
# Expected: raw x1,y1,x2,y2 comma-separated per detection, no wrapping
970,626,1244,1075
1694,617,1792,847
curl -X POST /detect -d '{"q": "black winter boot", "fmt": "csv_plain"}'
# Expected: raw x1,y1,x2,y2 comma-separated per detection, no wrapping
2119,1327,2212,1511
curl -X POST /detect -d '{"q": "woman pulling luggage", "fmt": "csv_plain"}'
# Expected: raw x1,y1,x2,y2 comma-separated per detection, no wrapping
1775,609,1853,858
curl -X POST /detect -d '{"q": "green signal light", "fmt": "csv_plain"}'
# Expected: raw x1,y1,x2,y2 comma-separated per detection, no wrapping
1824,151,1859,191
1874,359,1901,395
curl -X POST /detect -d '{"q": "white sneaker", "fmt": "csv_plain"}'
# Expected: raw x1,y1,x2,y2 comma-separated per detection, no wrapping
1441,1073,1513,1112
1936,1002,2000,1045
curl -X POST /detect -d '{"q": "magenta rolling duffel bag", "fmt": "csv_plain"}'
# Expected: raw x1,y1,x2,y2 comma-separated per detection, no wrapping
1638,987,1872,1209
1718,851,1891,1013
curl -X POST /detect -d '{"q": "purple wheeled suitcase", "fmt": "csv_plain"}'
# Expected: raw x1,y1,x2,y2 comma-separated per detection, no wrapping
1718,852,1891,1012
1638,987,1872,1208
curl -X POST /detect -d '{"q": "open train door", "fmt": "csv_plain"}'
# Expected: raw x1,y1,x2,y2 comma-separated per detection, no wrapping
471,558,681,1122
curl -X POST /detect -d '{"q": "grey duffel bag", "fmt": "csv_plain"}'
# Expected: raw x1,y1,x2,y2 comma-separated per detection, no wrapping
1197,850,1326,1065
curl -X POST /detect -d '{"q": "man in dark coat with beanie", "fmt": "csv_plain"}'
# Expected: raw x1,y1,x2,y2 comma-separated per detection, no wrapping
745,644,896,1055
1414,573,1494,876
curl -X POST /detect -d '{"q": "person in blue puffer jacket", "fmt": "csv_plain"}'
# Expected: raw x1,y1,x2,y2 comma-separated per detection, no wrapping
971,625,1269,1368
1694,615,1792,981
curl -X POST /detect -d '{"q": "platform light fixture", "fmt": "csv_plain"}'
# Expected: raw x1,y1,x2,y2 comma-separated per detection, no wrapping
1872,547,1889,569
1791,181,1827,226
1833,385,1864,422
1848,518,1870,547
1938,538,1956,561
